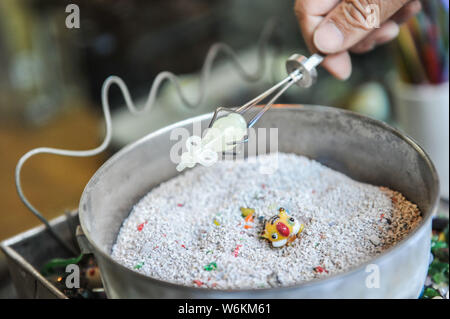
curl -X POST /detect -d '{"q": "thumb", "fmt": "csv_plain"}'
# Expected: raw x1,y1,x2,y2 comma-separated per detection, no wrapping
313,0,410,54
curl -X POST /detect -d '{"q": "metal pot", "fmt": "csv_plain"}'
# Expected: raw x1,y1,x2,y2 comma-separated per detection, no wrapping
78,104,439,298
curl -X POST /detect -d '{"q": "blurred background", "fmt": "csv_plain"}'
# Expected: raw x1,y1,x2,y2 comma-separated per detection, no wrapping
0,0,448,269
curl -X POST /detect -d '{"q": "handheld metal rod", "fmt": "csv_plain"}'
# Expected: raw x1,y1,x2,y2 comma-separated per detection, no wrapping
208,53,324,132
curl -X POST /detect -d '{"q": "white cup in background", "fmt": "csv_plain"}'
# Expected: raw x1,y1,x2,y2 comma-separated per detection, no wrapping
393,80,449,199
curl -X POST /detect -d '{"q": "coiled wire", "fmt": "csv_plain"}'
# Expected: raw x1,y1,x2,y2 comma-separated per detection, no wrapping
15,20,278,254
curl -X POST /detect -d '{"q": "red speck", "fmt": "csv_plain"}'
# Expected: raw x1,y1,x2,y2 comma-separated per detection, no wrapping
261,184,266,189
162,234,166,237
181,244,186,249
154,246,159,249
314,266,328,274
177,203,184,207
88,269,96,276
211,283,217,288
233,244,243,257
137,222,146,232
244,225,253,229
380,214,385,221
193,280,203,287
276,223,290,237
312,190,316,194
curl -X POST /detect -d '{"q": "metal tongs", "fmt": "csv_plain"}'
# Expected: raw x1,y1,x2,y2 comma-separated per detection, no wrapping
207,53,324,143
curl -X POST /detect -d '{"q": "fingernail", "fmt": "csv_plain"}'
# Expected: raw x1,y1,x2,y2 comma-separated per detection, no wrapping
376,23,399,44
314,22,344,53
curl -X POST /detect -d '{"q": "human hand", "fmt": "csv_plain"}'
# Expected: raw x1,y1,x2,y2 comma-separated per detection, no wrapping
294,0,422,80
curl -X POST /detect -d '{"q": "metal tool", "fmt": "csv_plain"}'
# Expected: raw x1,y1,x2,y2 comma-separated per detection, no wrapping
208,53,323,133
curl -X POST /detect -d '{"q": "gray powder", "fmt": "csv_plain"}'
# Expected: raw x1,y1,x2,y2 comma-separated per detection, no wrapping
111,153,422,289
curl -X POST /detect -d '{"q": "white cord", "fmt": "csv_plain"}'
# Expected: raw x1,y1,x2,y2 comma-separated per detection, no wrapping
15,20,278,253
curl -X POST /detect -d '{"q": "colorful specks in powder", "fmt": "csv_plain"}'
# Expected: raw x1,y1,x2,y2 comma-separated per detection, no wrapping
204,262,218,271
233,244,243,257
193,280,203,287
242,209,255,229
240,207,255,218
380,213,385,221
314,266,328,274
244,213,254,223
177,203,184,207
137,221,147,232
213,219,220,226
134,262,144,270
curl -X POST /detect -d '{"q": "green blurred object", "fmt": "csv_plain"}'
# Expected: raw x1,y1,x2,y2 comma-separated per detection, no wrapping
41,254,83,276
420,218,449,299
347,82,390,121
429,259,449,285
422,287,441,299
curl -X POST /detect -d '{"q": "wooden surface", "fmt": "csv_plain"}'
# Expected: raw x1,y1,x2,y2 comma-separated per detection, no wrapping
0,105,107,240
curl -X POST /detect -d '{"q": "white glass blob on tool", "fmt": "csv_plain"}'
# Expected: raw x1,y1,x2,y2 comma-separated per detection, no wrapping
176,53,324,172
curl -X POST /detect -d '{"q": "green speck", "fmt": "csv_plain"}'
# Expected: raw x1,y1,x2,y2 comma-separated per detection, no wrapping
204,262,218,271
134,262,144,270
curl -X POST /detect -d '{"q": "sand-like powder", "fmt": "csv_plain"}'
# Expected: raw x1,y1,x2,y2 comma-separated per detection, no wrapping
111,153,422,289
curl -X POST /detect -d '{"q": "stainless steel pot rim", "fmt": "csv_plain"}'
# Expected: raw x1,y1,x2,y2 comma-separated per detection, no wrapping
79,104,440,294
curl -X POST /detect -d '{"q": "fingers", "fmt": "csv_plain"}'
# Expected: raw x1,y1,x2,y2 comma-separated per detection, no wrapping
295,0,420,80
294,0,352,79
390,0,422,24
350,20,399,53
313,0,410,54
350,0,421,54
322,51,353,80
294,0,340,52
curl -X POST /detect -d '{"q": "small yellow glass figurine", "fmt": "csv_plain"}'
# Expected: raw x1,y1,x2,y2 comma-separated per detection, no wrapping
261,207,304,248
